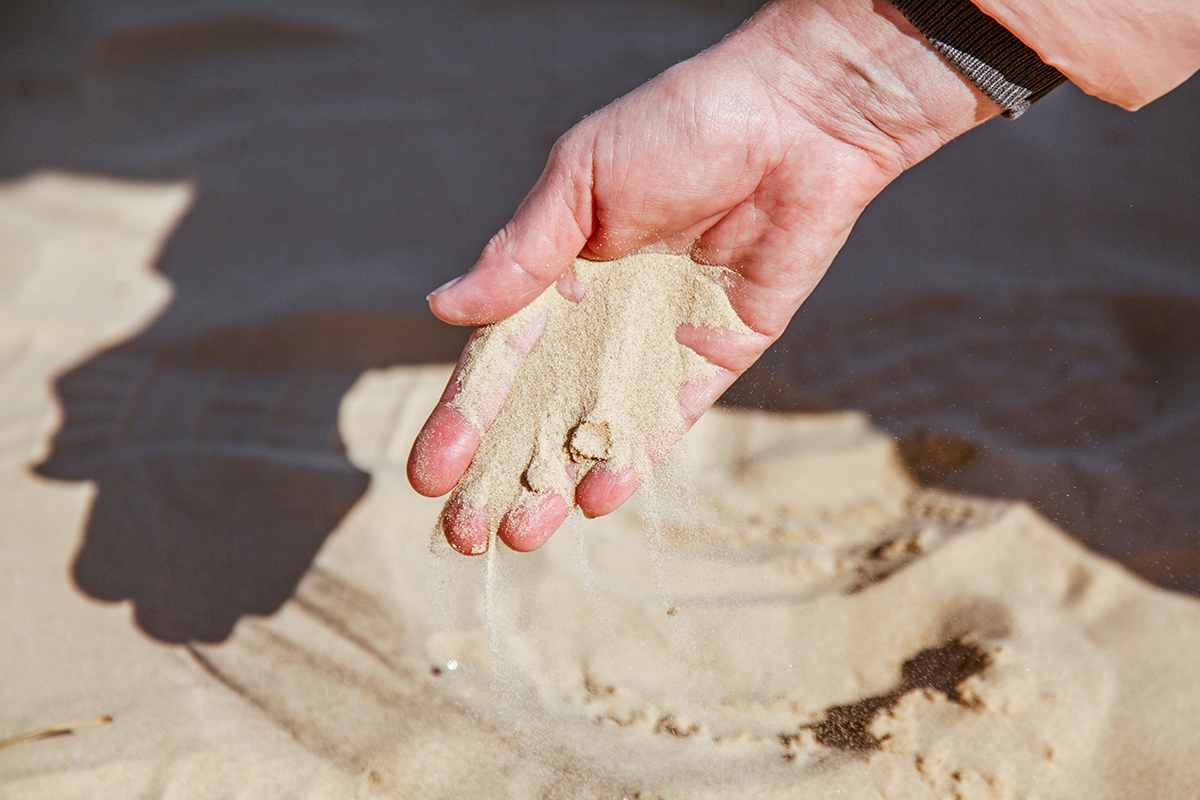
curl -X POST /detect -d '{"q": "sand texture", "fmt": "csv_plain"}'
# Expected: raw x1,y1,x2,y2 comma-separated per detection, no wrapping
3,1,1200,797
451,254,748,536
3,173,1200,798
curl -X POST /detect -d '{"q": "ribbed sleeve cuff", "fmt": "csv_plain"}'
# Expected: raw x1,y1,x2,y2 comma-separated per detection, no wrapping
889,0,1067,118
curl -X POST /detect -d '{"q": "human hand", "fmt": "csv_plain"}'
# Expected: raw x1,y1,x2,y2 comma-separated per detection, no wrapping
409,0,1000,554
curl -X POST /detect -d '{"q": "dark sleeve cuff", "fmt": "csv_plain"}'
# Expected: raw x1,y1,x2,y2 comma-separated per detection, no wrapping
888,0,1067,118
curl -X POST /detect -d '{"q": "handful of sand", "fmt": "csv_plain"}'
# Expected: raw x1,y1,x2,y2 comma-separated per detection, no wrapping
447,252,752,542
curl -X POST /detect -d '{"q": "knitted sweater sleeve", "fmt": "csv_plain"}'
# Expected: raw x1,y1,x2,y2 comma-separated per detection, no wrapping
900,0,1200,111
890,0,1066,117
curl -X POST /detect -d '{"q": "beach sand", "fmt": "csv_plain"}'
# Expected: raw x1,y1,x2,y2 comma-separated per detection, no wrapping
3,171,1200,798
2,1,1200,797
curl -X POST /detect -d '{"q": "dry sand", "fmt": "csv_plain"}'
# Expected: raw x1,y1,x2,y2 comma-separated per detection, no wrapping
450,253,749,539
3,173,1200,799
3,1,1200,796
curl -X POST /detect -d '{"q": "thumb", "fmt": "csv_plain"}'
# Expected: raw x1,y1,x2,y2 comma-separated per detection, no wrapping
429,150,594,326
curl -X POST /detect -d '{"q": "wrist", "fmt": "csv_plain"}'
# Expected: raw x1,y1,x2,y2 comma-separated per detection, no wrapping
726,0,1001,178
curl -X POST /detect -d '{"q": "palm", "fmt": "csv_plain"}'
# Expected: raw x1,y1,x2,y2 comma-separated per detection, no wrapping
407,0,994,554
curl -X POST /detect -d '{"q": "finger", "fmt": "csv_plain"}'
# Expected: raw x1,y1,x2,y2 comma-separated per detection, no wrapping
407,341,481,497
575,366,742,518
497,491,571,552
408,312,547,497
674,323,772,373
575,463,640,519
408,401,480,498
428,142,594,326
678,367,741,428
440,493,492,556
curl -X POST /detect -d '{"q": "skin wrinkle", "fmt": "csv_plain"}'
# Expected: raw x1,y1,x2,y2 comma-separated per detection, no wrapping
586,131,626,257
851,8,941,142
693,139,815,278
606,68,786,263
648,88,691,223
672,79,733,208
603,140,634,243
558,136,601,260
868,3,952,159
742,165,834,249
812,65,912,176
466,161,591,325
712,86,776,200
547,167,595,271
460,228,542,323
754,3,931,177
722,268,801,339
503,245,548,291
746,101,785,181
729,211,851,332
842,62,919,165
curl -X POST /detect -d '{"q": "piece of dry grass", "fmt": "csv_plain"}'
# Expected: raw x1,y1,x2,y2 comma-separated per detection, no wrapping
0,716,113,751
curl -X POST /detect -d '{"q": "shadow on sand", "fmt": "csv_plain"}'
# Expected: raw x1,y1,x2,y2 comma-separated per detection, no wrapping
36,313,469,643
11,0,762,642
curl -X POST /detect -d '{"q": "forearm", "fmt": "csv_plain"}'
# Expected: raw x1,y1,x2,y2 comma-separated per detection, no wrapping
971,0,1200,109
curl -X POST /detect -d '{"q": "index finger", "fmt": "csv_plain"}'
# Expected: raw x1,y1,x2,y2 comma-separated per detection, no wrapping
407,309,547,497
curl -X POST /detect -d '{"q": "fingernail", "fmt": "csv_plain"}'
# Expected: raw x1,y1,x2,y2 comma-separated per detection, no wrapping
427,274,464,301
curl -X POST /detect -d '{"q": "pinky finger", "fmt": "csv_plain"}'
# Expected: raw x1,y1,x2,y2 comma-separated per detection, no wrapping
440,493,492,556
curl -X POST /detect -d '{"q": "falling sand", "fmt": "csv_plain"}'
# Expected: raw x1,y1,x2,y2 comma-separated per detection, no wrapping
448,252,752,541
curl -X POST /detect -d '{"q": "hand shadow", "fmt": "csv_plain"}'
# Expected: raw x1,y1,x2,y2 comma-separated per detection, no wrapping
36,312,469,644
